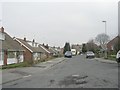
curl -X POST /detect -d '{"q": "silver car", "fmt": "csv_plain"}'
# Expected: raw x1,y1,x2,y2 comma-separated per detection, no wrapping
86,51,95,58
64,51,72,58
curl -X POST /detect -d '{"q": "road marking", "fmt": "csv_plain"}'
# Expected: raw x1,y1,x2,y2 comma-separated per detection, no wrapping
23,75,31,78
72,75,80,77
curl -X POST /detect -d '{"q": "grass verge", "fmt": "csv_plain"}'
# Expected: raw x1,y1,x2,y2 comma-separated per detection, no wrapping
105,55,116,61
1,62,31,70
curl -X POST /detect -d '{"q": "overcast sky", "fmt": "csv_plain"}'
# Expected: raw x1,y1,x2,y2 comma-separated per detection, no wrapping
0,0,119,47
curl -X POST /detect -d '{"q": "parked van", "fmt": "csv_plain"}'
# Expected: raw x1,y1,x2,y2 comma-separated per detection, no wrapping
71,49,76,56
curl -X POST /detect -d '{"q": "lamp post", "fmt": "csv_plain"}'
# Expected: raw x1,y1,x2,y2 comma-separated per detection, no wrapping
102,21,107,34
102,20,107,58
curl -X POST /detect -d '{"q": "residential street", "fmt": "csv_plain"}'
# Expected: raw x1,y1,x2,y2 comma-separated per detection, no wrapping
2,55,118,88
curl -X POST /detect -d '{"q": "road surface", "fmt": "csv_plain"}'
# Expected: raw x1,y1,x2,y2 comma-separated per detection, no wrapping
2,55,118,88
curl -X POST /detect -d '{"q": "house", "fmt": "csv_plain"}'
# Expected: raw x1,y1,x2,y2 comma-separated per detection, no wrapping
0,27,25,66
59,48,64,56
71,44,82,55
86,42,99,52
41,44,57,57
14,38,48,64
39,44,53,58
107,35,120,53
49,46,61,57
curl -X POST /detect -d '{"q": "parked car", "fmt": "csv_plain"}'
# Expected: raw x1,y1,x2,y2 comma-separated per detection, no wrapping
64,51,72,58
86,51,95,58
116,50,120,63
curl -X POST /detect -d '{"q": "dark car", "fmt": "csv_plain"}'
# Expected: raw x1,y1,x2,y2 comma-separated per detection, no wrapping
86,51,95,58
64,51,72,58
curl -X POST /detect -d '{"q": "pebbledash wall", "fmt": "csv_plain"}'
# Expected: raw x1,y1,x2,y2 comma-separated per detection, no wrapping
0,33,3,65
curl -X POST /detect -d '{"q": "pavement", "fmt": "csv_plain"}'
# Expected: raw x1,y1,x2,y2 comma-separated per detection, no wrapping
1,57,65,85
94,57,117,64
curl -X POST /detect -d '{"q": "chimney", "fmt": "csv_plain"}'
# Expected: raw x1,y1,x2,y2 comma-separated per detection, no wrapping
0,27,4,33
24,37,26,41
32,39,35,47
33,39,35,43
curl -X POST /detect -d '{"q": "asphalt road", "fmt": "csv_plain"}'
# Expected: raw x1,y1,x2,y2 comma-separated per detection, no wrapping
3,55,118,88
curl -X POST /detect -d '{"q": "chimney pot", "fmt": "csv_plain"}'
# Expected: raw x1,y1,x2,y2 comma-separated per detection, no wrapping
33,39,35,42
0,27,4,33
24,37,26,41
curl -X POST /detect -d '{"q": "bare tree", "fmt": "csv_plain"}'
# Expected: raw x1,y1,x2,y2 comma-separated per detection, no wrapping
95,33,110,45
95,33,110,58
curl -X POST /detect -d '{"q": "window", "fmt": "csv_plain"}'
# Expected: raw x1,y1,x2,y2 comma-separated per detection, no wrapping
8,52,15,58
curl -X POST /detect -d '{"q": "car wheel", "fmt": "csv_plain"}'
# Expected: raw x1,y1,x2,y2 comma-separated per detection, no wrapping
116,58,120,63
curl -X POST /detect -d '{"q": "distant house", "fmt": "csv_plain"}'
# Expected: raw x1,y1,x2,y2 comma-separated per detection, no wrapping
0,27,25,66
59,48,64,55
41,44,63,57
86,42,99,52
39,44,53,58
49,47,61,57
107,36,120,53
71,44,82,55
14,38,48,63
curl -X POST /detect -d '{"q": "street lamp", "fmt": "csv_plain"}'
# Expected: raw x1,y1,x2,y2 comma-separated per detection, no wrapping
102,20,107,58
102,21,107,34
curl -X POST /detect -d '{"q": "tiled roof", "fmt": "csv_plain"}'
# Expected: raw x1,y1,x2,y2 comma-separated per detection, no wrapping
15,38,46,53
107,36,120,45
39,45,51,54
0,32,24,51
48,48,55,54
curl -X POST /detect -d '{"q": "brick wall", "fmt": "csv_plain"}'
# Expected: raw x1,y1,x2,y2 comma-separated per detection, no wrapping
107,36,119,52
23,46,33,64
